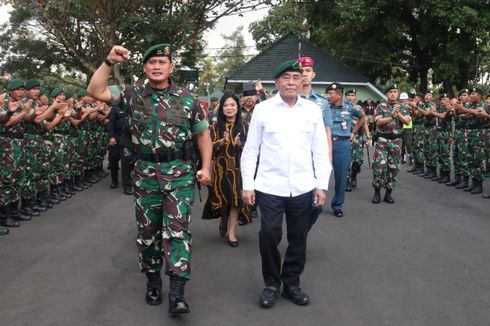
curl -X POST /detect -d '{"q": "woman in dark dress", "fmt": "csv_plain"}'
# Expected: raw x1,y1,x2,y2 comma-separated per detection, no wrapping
202,92,250,247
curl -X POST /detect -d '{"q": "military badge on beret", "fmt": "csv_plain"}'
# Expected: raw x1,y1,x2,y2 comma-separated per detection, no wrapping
164,47,171,56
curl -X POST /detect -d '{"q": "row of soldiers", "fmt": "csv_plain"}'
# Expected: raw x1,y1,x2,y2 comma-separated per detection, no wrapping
0,79,110,236
405,87,490,197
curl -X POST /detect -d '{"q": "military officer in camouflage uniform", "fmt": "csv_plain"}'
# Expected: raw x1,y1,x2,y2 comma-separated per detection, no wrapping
88,43,212,315
372,84,410,203
0,80,33,233
432,92,453,184
417,91,438,179
407,91,425,174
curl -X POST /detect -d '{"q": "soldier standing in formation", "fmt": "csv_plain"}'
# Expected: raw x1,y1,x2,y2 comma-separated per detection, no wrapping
371,84,410,204
87,43,212,315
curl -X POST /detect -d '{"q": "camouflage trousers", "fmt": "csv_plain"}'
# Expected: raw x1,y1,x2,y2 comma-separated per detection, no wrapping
351,135,364,165
372,137,401,190
52,134,68,184
467,129,486,182
437,130,451,172
86,130,98,171
0,136,25,206
453,129,469,177
21,134,43,199
65,135,80,178
37,138,51,194
412,124,425,164
133,159,195,280
77,130,87,174
423,127,438,168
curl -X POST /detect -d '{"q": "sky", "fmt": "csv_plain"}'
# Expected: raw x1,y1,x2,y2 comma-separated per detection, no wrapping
0,4,269,58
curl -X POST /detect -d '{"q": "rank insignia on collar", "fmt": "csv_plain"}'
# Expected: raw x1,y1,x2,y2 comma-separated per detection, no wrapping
164,47,171,56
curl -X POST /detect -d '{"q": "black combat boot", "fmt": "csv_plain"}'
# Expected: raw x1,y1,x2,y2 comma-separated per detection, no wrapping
447,174,460,187
10,201,32,221
463,178,475,192
20,198,40,217
351,163,360,188
52,185,67,201
168,275,190,315
384,189,395,203
79,174,91,188
470,180,483,194
47,186,61,204
71,176,83,191
145,271,162,305
0,227,8,236
424,167,435,179
431,168,440,181
0,205,20,228
438,171,450,184
418,167,428,177
346,175,353,192
372,188,381,204
455,176,469,189
30,196,47,212
62,182,75,196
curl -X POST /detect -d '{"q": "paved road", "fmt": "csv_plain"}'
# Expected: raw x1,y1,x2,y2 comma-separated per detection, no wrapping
1,163,489,326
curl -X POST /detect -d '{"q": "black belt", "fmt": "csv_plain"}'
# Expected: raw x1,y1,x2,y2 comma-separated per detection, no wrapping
0,132,23,139
332,135,350,141
136,149,190,163
378,133,401,140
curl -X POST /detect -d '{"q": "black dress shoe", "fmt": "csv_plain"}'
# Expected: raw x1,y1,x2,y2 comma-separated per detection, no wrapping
259,286,279,308
281,286,309,305
333,209,343,217
123,188,133,195
0,227,9,236
110,183,118,189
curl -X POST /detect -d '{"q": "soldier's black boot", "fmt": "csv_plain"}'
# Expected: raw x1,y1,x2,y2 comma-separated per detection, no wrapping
168,275,190,315
0,205,20,228
62,182,75,196
351,163,360,188
418,166,428,177
145,271,162,305
384,189,395,203
71,176,83,191
21,198,40,217
455,176,469,189
438,171,450,184
47,186,61,204
53,185,67,201
346,175,353,192
372,188,381,204
10,202,32,221
431,168,440,181
407,162,420,173
471,180,483,194
30,196,47,212
463,178,475,192
424,167,435,179
447,174,460,186
78,175,90,189
0,226,8,235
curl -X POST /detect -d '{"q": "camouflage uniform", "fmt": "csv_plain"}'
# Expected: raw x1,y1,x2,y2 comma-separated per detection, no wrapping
22,112,45,201
372,102,408,190
421,101,438,176
453,106,470,183
436,105,452,180
466,100,487,186
108,81,208,279
51,119,70,185
411,110,425,171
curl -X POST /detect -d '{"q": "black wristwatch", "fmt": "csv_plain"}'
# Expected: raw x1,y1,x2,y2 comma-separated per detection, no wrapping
104,58,114,67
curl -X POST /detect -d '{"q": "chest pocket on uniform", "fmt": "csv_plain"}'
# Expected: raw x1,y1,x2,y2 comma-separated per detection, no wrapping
166,99,190,128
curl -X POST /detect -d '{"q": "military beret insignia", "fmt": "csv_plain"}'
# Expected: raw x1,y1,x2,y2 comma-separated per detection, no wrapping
164,47,171,56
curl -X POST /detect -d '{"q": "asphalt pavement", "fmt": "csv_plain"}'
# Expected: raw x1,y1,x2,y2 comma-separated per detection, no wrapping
1,161,489,326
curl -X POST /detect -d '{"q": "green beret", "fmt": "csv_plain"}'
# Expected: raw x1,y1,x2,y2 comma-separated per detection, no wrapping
77,89,88,97
470,87,484,96
25,79,41,90
273,59,302,79
143,43,173,63
458,88,469,96
50,87,64,98
64,90,73,99
6,79,25,91
439,93,449,99
40,86,47,96
425,90,434,95
385,83,399,93
345,89,356,95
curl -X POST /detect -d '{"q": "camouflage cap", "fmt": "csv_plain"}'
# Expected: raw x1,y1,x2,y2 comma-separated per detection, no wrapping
77,89,88,97
25,79,41,90
326,82,344,93
6,79,25,90
273,59,302,79
470,86,484,96
50,87,64,98
385,83,399,93
142,43,173,63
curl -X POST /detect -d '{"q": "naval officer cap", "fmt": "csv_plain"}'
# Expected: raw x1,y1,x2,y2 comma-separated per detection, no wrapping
142,43,173,63
25,79,41,90
272,59,302,79
326,82,344,93
6,79,25,90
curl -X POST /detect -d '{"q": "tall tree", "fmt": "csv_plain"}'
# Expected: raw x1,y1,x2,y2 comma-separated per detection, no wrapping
216,26,247,91
0,0,272,84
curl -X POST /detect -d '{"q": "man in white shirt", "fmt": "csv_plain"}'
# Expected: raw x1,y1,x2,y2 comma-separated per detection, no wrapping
241,59,332,308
